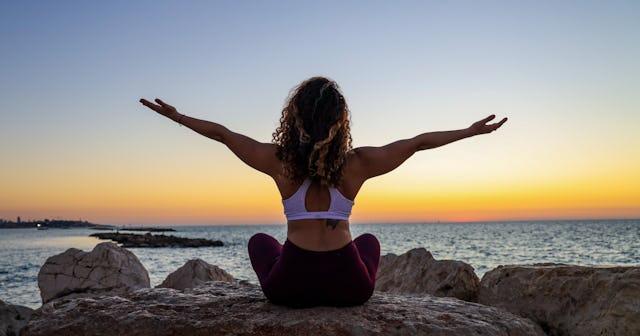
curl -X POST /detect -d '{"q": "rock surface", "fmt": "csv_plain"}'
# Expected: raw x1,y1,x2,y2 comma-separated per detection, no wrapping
24,281,545,336
0,300,33,336
478,264,640,336
90,232,223,248
37,242,150,304
375,248,479,301
157,259,234,290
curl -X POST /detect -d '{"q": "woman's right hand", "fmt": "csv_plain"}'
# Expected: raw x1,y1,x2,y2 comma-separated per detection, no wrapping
468,115,508,135
139,98,181,122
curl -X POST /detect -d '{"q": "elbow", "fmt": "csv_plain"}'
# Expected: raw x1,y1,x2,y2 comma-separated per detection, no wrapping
417,141,436,151
206,125,228,143
212,134,225,142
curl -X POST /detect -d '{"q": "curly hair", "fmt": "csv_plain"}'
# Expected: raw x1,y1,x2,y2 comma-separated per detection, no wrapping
273,77,352,187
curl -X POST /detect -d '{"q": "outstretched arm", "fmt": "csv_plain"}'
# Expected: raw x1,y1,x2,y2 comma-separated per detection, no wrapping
351,115,507,180
139,98,280,176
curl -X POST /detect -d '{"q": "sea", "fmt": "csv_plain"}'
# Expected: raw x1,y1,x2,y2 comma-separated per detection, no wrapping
1,219,639,309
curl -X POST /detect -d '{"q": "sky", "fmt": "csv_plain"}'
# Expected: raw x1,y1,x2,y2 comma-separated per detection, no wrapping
1,1,639,225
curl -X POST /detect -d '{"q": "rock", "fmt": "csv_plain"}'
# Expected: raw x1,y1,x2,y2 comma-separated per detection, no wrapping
0,300,33,336
478,264,640,336
375,248,479,301
37,242,150,304
118,227,176,232
89,232,224,248
157,259,234,290
23,281,545,336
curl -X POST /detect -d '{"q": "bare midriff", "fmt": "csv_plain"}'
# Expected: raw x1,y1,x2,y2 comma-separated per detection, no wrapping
287,219,352,251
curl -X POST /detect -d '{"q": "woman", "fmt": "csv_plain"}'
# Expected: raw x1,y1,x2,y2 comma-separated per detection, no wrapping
140,76,507,308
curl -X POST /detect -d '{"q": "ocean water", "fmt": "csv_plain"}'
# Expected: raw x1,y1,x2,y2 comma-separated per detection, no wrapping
1,219,638,309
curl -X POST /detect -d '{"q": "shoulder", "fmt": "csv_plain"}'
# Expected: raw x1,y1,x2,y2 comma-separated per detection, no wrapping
340,149,369,190
264,143,280,154
258,143,281,164
346,147,366,160
344,147,373,170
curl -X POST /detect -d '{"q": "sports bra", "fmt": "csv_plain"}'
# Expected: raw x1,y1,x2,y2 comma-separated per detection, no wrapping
282,179,354,221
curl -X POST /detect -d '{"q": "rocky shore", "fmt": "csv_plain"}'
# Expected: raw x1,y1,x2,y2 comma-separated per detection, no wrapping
89,232,224,248
479,264,640,335
0,300,32,336
1,243,638,335
23,282,544,336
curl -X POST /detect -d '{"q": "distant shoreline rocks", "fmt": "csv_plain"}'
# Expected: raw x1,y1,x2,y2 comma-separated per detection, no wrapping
91,226,176,232
113,227,176,232
90,232,224,248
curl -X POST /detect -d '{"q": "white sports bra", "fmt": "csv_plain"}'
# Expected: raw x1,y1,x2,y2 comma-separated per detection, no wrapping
282,179,354,221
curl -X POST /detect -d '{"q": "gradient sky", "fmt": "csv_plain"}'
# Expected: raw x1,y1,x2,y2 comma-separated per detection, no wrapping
1,1,639,225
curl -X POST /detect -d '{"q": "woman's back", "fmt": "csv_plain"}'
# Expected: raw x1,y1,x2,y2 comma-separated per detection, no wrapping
274,149,376,251
275,169,344,251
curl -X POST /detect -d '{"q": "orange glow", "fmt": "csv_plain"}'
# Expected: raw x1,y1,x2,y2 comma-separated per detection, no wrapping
3,162,639,225
351,163,640,223
2,141,639,225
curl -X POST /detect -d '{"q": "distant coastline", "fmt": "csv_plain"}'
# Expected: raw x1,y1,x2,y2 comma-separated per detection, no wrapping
0,218,178,232
0,218,113,230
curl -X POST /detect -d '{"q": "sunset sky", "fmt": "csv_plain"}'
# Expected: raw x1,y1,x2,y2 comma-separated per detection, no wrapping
1,1,639,225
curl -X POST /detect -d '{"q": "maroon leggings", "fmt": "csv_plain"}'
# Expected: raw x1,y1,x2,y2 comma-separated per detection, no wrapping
248,233,380,308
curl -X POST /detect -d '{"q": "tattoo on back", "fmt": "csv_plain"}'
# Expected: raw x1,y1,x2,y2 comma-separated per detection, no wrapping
326,219,339,230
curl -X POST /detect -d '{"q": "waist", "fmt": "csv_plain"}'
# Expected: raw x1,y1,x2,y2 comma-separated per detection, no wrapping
287,219,352,251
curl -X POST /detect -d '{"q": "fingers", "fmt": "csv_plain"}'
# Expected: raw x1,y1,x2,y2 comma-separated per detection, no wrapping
140,98,169,115
139,98,161,108
473,115,507,134
139,98,158,110
139,98,169,108
481,114,496,124
489,117,508,132
140,98,173,112
493,117,508,128
154,98,176,113
139,97,160,111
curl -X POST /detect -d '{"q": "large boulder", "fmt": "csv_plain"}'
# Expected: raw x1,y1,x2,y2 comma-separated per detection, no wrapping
375,248,479,301
157,259,234,290
0,300,33,336
23,281,545,336
478,264,640,336
37,242,150,304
